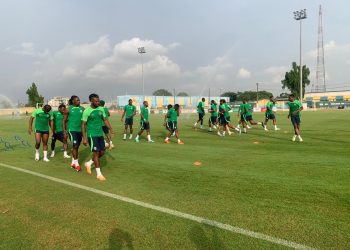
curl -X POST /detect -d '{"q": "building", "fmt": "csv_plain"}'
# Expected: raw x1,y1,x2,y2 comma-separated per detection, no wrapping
48,96,70,107
305,90,350,108
116,95,229,109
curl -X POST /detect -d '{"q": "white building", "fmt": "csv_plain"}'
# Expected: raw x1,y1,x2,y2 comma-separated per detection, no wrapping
48,96,70,107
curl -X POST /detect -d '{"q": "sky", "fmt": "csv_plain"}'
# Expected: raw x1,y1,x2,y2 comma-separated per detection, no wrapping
1,0,350,103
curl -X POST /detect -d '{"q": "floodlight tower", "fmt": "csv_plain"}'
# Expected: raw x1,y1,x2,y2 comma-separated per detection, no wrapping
293,9,307,101
315,5,326,92
138,47,146,97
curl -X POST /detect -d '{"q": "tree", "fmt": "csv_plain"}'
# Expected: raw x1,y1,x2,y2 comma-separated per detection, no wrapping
279,92,290,98
236,91,273,101
152,89,172,96
221,92,237,102
177,92,189,96
26,83,44,107
281,62,310,99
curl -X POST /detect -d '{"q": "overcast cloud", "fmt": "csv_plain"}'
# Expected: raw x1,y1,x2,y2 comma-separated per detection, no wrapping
1,0,350,103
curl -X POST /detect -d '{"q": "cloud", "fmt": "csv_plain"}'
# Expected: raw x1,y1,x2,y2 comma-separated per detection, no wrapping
86,37,179,80
5,42,36,56
236,68,251,79
263,66,288,84
306,40,350,59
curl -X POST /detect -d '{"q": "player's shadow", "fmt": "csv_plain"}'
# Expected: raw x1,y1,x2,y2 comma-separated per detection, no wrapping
189,225,226,250
108,228,134,250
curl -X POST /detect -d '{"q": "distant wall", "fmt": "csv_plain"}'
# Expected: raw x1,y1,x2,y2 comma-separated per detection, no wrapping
0,107,35,116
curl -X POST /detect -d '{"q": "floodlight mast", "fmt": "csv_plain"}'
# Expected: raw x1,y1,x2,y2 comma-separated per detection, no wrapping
138,47,146,98
293,9,307,102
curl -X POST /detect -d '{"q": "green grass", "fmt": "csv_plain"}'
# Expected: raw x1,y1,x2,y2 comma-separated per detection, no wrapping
1,110,349,249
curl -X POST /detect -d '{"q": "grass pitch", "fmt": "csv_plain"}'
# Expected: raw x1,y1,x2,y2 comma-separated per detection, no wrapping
0,110,349,249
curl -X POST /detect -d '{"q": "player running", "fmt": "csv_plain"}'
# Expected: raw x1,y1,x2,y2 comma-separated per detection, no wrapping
63,95,84,171
287,94,303,142
50,104,70,158
100,100,114,149
28,104,53,162
208,100,218,132
135,100,154,143
193,97,205,129
164,104,184,144
222,99,240,135
263,96,280,131
121,99,136,140
238,99,262,133
82,93,113,181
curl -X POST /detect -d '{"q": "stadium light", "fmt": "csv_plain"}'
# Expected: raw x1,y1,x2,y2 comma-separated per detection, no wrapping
138,47,146,98
293,9,307,102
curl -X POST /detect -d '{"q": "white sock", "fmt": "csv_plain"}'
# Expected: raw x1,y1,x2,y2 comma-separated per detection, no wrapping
165,137,169,141
96,167,102,176
194,122,197,126
35,149,39,154
129,134,133,139
177,139,181,143
298,135,302,139
63,151,68,155
147,135,151,141
43,151,48,159
136,135,139,140
257,122,262,125
75,159,79,166
71,158,75,164
123,134,126,139
110,140,113,145
244,128,247,133
223,131,226,135
88,159,94,165
274,125,278,129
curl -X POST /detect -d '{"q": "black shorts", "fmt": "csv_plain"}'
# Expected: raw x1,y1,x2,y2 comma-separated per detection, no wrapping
265,113,275,120
241,114,252,122
102,126,109,134
125,117,133,126
166,121,177,132
52,131,64,142
88,136,105,152
210,116,218,124
198,113,205,120
218,116,227,126
291,116,301,125
140,121,150,130
35,130,49,135
68,131,82,147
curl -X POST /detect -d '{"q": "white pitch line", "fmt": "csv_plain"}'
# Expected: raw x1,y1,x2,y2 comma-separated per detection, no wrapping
0,163,314,250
